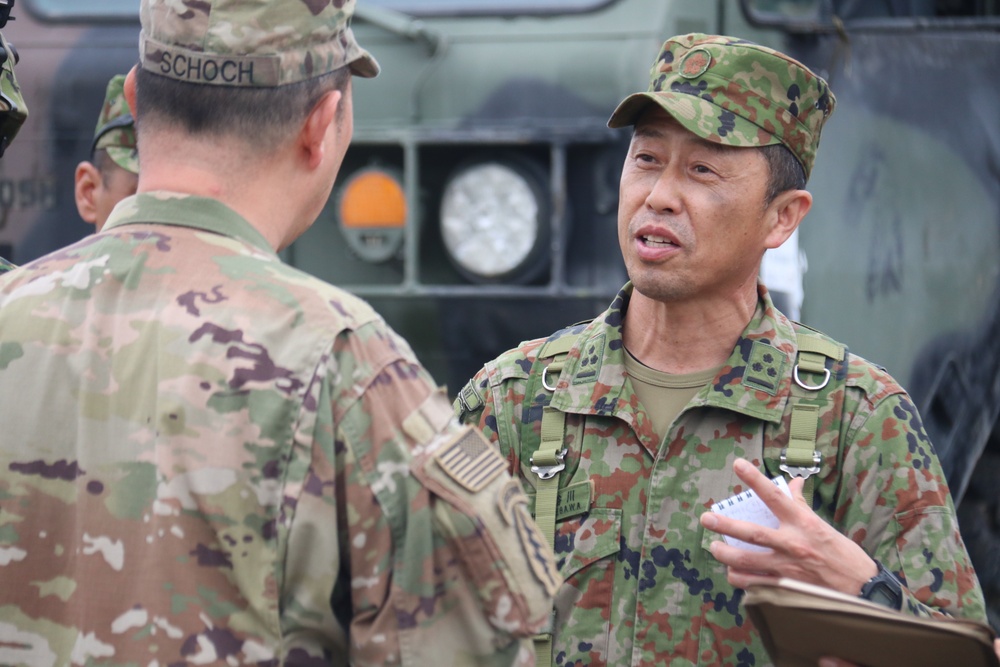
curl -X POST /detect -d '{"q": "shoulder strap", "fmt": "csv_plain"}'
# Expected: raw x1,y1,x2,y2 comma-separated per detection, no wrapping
520,330,581,667
530,333,577,546
781,329,847,506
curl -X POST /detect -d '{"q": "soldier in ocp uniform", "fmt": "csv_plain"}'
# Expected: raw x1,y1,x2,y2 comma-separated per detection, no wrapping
74,74,139,232
0,1,558,665
0,0,26,274
456,34,988,666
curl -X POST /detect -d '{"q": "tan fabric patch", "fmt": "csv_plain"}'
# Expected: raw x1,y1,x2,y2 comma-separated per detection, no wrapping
402,408,435,446
435,428,507,493
499,478,561,597
404,388,456,445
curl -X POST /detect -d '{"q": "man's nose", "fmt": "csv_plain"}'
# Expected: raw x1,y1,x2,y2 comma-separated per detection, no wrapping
645,166,682,213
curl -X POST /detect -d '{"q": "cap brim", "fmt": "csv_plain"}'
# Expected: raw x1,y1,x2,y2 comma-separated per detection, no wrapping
347,49,380,78
105,146,140,175
607,91,780,151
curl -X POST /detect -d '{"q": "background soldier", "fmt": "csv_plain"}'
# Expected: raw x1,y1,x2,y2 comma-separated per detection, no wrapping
0,0,26,274
0,1,557,665
457,33,986,666
74,74,139,232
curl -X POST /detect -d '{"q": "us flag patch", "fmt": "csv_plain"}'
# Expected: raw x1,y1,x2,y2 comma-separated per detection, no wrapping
435,428,506,493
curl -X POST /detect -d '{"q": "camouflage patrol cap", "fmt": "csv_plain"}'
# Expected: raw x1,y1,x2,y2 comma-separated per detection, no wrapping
608,33,836,179
139,0,380,88
0,31,27,158
91,75,138,175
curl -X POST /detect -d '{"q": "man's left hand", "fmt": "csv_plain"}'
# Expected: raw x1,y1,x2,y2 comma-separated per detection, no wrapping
699,458,878,596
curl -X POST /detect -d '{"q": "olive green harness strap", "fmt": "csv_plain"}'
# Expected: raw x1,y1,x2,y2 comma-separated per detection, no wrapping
525,333,578,667
522,327,843,663
782,331,846,505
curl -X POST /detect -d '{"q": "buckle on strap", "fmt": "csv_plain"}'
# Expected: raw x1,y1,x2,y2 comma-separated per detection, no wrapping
531,449,567,480
779,448,821,478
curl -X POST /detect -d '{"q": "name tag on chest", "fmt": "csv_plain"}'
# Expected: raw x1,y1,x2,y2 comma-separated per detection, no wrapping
527,479,593,521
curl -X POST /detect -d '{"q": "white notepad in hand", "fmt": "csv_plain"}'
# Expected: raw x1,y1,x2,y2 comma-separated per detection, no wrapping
709,476,792,552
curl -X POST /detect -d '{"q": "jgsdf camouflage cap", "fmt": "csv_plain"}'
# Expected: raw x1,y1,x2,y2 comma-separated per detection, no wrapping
608,33,835,179
139,0,380,88
91,75,138,175
0,31,27,158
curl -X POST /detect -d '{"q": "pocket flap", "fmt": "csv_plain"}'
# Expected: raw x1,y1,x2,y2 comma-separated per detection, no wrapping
555,507,622,579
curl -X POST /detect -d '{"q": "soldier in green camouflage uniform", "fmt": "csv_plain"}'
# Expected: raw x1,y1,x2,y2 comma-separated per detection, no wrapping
74,74,139,232
2,75,138,272
0,1,559,665
457,34,986,666
0,17,27,272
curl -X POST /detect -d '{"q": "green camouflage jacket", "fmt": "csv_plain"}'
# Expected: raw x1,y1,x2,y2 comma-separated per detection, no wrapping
0,192,558,667
456,282,985,667
0,255,14,274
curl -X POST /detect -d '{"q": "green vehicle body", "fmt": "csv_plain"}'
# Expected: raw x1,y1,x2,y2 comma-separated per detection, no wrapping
1,0,999,627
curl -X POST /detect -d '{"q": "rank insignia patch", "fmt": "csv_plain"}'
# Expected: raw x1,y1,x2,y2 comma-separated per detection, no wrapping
743,340,786,395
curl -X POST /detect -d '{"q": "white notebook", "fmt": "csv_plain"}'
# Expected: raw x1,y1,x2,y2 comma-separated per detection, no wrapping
709,476,792,552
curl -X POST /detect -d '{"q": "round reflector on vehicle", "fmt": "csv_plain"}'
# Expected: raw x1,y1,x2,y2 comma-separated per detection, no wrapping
337,167,406,263
439,157,550,283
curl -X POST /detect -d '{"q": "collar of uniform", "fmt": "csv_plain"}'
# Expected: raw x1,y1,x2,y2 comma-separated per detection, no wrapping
691,284,797,424
546,283,635,420
547,282,795,426
101,191,277,257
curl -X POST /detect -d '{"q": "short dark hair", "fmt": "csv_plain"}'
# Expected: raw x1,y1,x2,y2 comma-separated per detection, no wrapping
134,66,351,153
91,149,128,182
760,143,806,206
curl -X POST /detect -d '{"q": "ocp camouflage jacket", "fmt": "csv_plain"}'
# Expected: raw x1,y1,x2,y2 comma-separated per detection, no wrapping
457,282,986,667
0,192,556,667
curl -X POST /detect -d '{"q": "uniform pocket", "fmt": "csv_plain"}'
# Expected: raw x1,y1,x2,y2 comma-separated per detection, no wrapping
550,507,622,666
700,519,722,555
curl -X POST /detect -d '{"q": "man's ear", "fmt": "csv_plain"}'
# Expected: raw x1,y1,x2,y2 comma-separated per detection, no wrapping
123,66,138,118
75,162,102,225
764,188,812,250
299,90,342,170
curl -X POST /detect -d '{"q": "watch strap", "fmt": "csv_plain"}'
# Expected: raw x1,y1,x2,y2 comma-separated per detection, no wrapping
859,559,904,611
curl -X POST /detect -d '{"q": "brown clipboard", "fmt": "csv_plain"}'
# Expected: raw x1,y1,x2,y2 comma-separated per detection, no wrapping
743,578,998,667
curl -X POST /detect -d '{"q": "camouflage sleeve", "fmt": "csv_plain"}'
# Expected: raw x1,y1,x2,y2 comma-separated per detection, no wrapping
832,389,987,621
454,345,539,467
455,367,491,431
286,321,556,666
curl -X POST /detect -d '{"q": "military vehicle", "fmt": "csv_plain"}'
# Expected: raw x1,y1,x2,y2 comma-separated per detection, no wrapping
1,0,998,627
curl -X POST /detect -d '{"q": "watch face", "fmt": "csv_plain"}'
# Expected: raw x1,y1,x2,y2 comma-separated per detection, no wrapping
869,581,902,610
862,568,904,611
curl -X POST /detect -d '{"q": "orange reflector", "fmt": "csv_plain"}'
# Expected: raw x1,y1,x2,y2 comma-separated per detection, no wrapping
339,170,407,228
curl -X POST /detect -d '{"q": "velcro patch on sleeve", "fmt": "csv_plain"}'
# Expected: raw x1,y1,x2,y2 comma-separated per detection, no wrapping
403,388,456,445
435,427,507,494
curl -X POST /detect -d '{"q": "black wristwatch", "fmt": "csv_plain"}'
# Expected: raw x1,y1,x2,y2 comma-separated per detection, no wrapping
859,560,904,610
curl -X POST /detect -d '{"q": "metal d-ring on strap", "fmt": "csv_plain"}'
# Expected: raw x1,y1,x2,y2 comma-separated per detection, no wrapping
793,364,830,390
541,361,564,392
782,331,846,504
